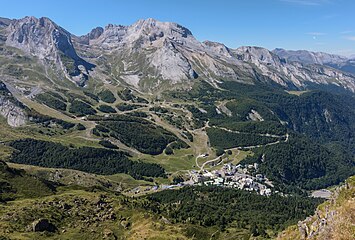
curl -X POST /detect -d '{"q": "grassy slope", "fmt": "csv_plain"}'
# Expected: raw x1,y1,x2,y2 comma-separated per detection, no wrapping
0,160,55,201
0,189,185,240
7,163,151,192
0,180,220,240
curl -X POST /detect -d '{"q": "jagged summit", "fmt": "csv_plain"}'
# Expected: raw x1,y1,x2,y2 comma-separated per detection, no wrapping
6,16,72,59
5,16,94,86
79,18,195,49
132,18,193,37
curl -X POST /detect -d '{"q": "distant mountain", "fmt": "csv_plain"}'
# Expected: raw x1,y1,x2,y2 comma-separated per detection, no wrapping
74,18,355,92
273,48,355,75
327,58,355,75
1,16,354,93
272,48,347,65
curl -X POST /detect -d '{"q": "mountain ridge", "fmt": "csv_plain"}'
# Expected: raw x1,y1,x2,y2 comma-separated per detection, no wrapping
272,48,348,65
273,48,355,76
1,16,354,93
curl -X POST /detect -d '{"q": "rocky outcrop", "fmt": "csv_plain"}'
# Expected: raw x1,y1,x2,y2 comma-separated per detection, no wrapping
0,96,26,126
278,176,355,240
0,81,26,127
0,17,12,28
32,219,57,232
296,206,337,239
102,228,116,239
75,26,104,45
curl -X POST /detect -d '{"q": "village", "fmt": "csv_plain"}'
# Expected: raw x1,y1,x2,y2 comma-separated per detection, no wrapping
187,162,273,196
128,162,274,196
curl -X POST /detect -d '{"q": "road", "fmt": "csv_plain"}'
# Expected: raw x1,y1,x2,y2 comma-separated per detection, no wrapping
195,123,290,171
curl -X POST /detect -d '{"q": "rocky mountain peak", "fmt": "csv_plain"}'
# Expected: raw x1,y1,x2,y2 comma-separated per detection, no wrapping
88,27,104,40
83,18,195,48
131,18,193,39
203,41,231,57
5,16,94,86
0,17,12,28
6,16,70,59
272,48,348,65
76,26,104,44
234,46,282,65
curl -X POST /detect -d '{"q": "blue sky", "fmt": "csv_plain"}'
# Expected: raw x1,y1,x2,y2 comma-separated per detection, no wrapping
1,0,354,56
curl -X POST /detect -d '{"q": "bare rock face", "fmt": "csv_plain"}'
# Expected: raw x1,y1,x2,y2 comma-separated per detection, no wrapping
5,16,94,86
82,18,200,88
0,82,26,127
273,48,355,76
203,40,232,58
75,26,104,45
88,18,194,48
0,17,12,28
233,46,355,92
0,97,26,127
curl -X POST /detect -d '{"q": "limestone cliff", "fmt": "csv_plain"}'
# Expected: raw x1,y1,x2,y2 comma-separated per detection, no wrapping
0,81,26,127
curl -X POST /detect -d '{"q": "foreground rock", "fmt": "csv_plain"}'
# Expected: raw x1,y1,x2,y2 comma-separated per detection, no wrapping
278,176,355,240
32,219,57,232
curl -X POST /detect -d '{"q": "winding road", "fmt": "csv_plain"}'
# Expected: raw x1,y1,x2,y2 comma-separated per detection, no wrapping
195,121,290,171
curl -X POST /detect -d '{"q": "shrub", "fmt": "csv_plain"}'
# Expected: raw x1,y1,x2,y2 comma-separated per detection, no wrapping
98,90,116,103
69,100,96,116
99,140,118,149
98,105,117,113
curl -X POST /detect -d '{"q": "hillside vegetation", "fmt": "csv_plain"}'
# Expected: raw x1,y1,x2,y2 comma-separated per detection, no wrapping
93,115,180,155
278,176,355,240
144,186,322,239
8,139,166,179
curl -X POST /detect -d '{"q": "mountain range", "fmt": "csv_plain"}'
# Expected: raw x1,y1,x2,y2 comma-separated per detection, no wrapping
0,16,354,240
1,16,354,93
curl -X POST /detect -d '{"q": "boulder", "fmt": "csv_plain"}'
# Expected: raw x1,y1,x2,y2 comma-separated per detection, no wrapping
120,220,131,229
102,228,116,239
32,219,56,232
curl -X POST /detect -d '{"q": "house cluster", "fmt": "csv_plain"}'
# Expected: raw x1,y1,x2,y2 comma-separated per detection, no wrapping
128,163,274,197
189,163,273,196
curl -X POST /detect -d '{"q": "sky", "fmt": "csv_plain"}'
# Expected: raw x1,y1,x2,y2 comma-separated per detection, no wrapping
1,0,354,56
